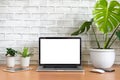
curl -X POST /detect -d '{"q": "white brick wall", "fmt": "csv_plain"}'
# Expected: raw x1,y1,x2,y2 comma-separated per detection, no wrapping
0,0,120,64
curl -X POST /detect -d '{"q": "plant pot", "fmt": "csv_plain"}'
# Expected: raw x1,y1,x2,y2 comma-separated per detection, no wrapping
6,56,15,68
89,49,115,68
21,57,30,67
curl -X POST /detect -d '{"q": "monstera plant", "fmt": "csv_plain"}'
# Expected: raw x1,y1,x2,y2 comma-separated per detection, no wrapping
71,0,120,68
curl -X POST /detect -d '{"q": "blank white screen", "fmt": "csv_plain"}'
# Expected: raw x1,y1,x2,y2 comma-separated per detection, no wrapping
40,39,80,64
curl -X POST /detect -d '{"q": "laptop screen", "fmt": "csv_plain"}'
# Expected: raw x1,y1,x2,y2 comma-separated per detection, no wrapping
39,37,81,65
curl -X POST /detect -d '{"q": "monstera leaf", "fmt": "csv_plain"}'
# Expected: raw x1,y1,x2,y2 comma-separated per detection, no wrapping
116,30,120,40
71,19,93,35
93,0,120,33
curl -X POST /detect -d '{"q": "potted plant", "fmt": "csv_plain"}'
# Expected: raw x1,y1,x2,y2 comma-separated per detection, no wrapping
18,47,33,67
71,0,120,68
6,48,17,68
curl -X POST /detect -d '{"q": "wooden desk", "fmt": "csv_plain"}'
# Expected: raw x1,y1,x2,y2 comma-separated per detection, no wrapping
0,65,120,80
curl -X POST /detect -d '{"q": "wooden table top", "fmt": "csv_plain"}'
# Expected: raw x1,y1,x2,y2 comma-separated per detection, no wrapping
0,65,120,80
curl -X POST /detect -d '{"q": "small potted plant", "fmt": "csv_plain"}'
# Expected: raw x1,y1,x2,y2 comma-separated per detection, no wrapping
6,48,17,68
18,47,33,67
71,0,120,68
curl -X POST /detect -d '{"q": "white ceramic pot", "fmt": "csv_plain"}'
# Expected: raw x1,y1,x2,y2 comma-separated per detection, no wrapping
90,49,115,68
21,57,30,67
6,56,15,68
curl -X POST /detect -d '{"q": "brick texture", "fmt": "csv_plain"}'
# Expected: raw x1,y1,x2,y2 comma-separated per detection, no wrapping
0,0,120,64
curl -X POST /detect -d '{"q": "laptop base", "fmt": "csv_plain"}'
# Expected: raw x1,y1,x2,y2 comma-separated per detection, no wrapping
36,66,84,72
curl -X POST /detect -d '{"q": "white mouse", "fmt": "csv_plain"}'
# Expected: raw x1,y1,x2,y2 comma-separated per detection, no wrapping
90,69,105,74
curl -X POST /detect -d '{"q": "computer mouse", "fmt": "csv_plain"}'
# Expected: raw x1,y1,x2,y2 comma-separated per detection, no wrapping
90,69,105,74
97,68,115,72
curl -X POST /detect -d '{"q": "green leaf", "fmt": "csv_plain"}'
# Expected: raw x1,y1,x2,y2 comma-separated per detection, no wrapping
116,30,120,40
93,0,120,33
17,47,33,57
6,48,17,56
71,19,93,35
71,29,80,35
23,47,28,57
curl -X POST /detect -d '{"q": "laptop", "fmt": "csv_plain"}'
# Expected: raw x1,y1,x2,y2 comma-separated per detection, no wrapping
36,37,84,71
